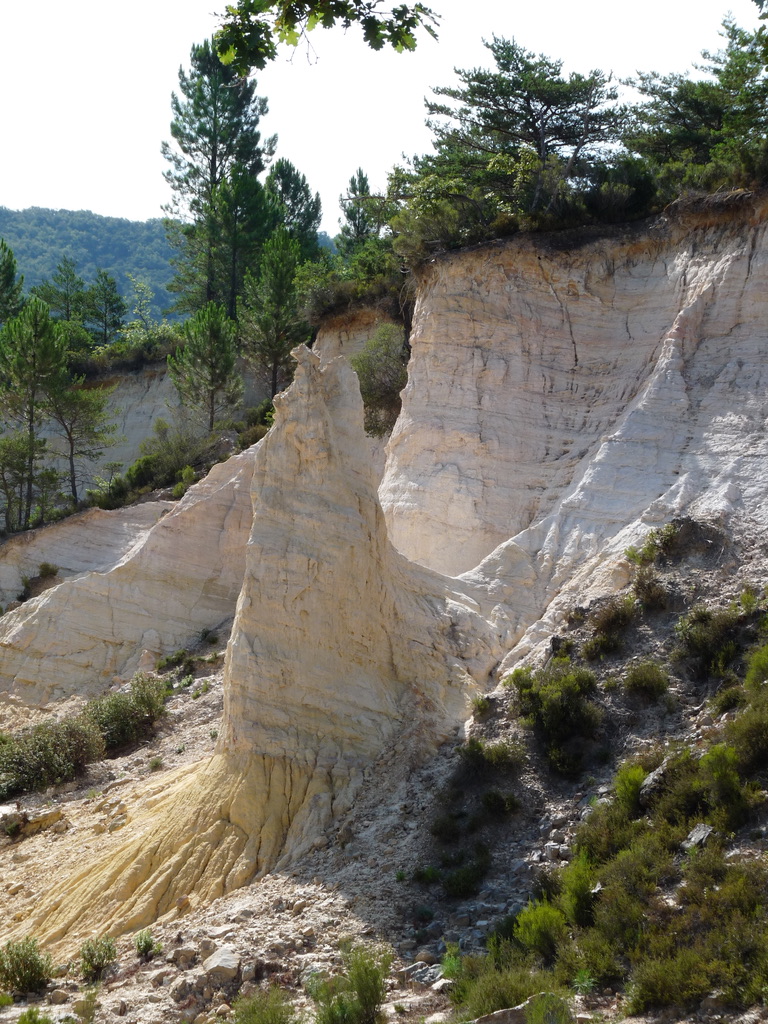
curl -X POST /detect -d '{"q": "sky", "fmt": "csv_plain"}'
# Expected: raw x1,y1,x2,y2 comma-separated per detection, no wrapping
0,0,764,237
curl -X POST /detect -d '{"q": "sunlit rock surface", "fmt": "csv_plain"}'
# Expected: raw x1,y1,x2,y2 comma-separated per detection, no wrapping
382,204,768,583
4,199,768,942
0,451,255,714
26,348,495,945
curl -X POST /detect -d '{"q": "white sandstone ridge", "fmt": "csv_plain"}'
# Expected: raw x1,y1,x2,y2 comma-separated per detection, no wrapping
3,198,768,941
0,449,255,715
25,348,497,946
381,196,768,659
0,502,172,609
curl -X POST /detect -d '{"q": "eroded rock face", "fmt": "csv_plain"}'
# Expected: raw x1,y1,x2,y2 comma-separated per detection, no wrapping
0,450,255,714
6,202,768,944
24,348,496,945
0,503,173,609
381,206,768,581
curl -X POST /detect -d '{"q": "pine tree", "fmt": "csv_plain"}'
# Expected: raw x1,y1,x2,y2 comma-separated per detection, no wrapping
337,168,379,256
0,239,24,326
31,256,86,322
163,38,276,312
0,299,68,528
46,379,119,504
265,158,322,262
240,228,309,398
85,270,127,346
167,303,243,431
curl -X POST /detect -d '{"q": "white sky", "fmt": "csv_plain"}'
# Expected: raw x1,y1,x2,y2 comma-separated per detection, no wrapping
0,0,763,237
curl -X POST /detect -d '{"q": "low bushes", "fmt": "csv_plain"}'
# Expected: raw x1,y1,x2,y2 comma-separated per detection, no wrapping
508,659,600,775
79,935,116,982
0,937,52,993
84,674,166,750
234,987,298,1024
0,674,166,799
624,661,668,700
309,942,392,1024
674,604,741,677
582,596,635,660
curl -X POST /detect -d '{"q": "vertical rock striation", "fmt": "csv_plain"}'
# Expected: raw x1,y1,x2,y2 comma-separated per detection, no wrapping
381,207,768,582
26,348,494,946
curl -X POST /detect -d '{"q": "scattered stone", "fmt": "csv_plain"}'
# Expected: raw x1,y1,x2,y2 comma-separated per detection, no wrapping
683,823,715,851
169,976,192,1002
700,991,729,1011
149,968,172,987
49,989,69,1004
472,1003,527,1024
171,946,198,965
214,1004,231,1017
639,758,670,809
116,999,128,1016
202,946,240,983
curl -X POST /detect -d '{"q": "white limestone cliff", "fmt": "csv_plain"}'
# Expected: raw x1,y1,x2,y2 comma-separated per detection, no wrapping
381,199,768,660
2,198,768,942
0,449,255,716
25,347,496,945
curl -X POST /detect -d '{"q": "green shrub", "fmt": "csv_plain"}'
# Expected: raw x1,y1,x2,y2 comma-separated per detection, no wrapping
234,986,298,1024
613,762,647,818
413,865,441,884
481,790,519,816
134,929,162,961
79,935,116,981
745,643,768,689
0,937,52,993
631,566,667,609
0,715,105,798
627,948,712,1013
85,674,166,751
171,465,196,500
17,1010,54,1024
710,683,746,715
37,562,59,579
443,845,491,898
472,695,492,716
570,968,596,995
514,901,568,963
309,943,392,1024
0,993,12,1008
558,851,596,928
726,686,768,772
624,661,668,700
125,454,159,490
451,955,557,1020
524,993,573,1024
583,596,635,659
625,523,679,566
430,813,462,844
674,604,740,677
239,423,270,449
590,595,635,635
512,659,600,773
350,325,409,437
156,649,193,673
482,739,527,771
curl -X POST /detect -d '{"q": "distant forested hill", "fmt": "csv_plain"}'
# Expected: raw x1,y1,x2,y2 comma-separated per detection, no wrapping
0,207,176,319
